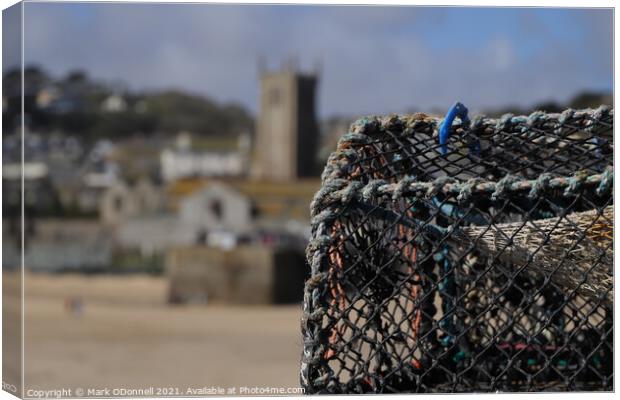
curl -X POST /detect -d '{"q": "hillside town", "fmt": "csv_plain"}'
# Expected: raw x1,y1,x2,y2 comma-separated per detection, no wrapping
2,63,612,304
3,63,341,304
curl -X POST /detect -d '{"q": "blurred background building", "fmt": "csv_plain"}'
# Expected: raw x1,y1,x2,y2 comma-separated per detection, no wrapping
3,61,320,297
252,63,319,181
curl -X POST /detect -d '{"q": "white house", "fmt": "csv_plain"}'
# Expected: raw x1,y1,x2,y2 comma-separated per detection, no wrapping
178,182,252,235
115,182,252,255
160,149,245,182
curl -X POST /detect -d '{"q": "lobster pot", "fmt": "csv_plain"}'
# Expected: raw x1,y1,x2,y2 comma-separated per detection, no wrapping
302,107,613,393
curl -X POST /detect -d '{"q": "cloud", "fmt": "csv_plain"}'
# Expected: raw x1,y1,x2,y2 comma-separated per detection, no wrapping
486,37,515,70
22,4,613,118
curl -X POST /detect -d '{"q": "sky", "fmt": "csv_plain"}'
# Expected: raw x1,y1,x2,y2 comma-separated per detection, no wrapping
5,3,614,117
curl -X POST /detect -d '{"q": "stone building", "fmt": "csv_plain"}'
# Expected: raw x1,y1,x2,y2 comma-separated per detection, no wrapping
252,66,319,181
166,245,307,304
99,178,162,226
114,178,319,257
2,219,112,272
167,178,319,235
178,182,252,247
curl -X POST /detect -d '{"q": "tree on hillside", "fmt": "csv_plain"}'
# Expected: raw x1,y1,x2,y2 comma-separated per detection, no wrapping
2,65,255,140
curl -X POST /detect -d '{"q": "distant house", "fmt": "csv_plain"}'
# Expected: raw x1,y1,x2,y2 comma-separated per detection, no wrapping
114,178,319,256
178,183,252,235
160,149,245,182
159,132,249,182
100,182,138,226
100,179,162,226
168,178,317,227
114,182,252,255
101,94,127,112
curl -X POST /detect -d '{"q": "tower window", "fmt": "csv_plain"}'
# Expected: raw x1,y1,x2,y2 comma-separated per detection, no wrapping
269,87,281,105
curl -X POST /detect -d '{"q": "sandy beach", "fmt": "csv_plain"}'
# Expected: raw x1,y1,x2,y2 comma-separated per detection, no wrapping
6,272,304,395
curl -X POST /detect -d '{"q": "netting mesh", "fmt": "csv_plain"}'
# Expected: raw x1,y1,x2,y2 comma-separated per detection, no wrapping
301,106,613,393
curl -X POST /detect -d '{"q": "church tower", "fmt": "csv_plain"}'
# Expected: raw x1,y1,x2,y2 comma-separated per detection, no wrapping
252,63,319,181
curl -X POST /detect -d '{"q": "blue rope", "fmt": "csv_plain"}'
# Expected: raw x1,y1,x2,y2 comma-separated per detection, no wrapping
439,102,471,155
